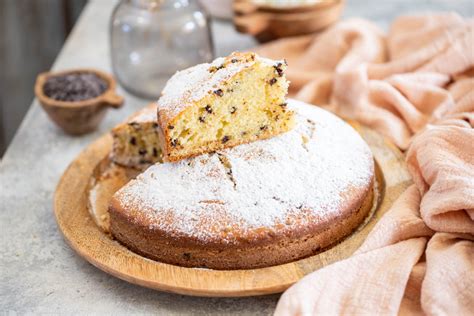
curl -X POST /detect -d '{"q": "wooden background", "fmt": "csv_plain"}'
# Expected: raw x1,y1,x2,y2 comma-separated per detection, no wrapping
0,0,87,156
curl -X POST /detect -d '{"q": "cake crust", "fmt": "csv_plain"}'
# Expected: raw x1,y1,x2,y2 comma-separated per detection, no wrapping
110,100,375,269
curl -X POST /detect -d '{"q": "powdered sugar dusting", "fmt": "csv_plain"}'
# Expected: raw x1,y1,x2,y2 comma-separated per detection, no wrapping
115,99,374,243
158,54,280,122
126,103,157,123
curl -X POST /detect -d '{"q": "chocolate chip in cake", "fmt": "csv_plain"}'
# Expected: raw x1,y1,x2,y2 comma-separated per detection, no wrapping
269,78,277,85
139,148,147,156
231,58,238,63
221,136,230,143
171,139,179,147
260,125,268,131
168,125,174,130
241,131,247,136
130,137,137,145
274,62,284,77
213,89,224,97
128,122,141,129
43,72,107,102
152,122,159,128
153,148,158,157
198,116,205,123
230,106,237,114
183,253,191,260
279,102,287,108
208,64,224,73
205,105,213,114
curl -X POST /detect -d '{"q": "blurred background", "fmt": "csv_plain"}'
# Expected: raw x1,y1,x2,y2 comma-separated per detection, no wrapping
0,0,87,156
0,0,472,156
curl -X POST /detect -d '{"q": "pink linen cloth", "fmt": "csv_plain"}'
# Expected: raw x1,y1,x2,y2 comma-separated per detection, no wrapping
255,13,474,315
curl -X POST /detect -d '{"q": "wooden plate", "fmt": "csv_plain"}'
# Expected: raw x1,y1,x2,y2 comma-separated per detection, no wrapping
54,123,411,297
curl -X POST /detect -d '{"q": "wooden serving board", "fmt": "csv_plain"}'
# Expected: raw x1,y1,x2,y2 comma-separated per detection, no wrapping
54,123,411,297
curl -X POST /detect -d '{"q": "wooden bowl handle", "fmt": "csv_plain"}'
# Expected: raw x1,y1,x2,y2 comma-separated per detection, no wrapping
102,91,124,109
234,14,269,36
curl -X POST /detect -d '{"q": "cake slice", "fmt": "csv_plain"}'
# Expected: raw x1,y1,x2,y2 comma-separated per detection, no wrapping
157,52,294,162
110,103,162,169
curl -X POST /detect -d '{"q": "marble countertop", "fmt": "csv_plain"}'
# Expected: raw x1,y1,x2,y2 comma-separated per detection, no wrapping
1,0,472,313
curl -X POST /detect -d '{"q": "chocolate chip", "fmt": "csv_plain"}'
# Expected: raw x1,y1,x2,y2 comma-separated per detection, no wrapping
128,122,141,129
171,139,178,147
208,64,224,73
242,131,247,136
199,116,205,123
130,137,136,145
280,102,287,108
213,89,223,97
230,106,237,114
153,148,158,157
274,68,284,77
139,148,147,156
260,125,268,131
43,72,108,102
269,78,277,85
231,58,238,63
205,105,213,113
152,122,158,128
168,125,174,130
183,253,191,260
222,136,230,143
274,63,284,77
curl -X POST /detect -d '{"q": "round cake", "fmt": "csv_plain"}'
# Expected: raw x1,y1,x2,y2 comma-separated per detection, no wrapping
109,99,375,270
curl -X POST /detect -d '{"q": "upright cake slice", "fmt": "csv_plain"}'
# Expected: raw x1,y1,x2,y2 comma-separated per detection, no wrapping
111,103,162,169
157,52,294,162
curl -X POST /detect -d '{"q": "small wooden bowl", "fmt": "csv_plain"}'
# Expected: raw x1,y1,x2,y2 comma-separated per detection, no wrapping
234,0,344,42
35,69,124,135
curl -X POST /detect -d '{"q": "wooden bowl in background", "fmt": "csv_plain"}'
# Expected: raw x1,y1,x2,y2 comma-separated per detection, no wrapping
234,0,344,42
35,69,124,135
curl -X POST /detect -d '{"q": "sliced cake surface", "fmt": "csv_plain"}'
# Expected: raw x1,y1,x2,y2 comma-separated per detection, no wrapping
157,52,294,162
110,103,162,168
109,99,375,269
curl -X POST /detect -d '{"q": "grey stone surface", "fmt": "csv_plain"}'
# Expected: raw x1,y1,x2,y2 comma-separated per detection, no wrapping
1,0,472,314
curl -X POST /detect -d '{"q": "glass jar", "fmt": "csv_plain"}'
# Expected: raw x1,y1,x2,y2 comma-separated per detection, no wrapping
110,0,214,99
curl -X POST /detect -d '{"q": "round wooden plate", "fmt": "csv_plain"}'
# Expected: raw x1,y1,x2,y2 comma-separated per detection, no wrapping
54,123,411,297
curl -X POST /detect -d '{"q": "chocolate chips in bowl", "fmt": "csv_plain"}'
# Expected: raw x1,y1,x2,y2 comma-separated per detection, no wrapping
35,69,124,135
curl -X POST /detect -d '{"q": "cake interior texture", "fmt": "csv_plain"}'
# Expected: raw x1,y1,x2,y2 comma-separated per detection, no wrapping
111,104,162,168
158,52,294,161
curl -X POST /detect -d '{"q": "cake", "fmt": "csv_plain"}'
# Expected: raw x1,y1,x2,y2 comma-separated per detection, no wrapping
109,99,375,270
157,52,294,162
110,103,162,169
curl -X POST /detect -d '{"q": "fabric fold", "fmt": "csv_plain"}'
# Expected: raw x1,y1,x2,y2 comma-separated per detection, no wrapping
267,12,474,315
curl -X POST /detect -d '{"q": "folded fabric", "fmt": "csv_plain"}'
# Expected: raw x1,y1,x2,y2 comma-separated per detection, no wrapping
256,13,474,150
257,13,474,315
